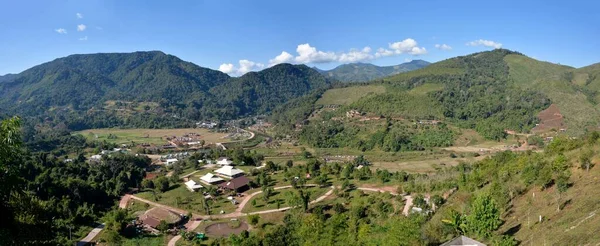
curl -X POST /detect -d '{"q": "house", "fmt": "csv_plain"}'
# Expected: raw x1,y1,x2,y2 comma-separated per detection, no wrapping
219,176,250,192
216,157,234,166
90,155,102,162
440,236,486,246
139,207,182,229
200,173,224,185
214,166,245,178
184,180,203,192
165,158,178,166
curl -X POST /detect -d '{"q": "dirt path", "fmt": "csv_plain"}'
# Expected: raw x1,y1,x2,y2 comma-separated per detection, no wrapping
129,195,188,215
402,195,413,216
76,223,105,246
118,194,131,209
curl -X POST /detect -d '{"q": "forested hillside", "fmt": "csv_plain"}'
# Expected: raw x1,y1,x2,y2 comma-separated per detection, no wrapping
0,52,332,130
278,49,555,151
318,60,430,82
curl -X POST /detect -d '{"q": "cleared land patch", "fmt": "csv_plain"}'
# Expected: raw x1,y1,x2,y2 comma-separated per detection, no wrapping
75,128,230,145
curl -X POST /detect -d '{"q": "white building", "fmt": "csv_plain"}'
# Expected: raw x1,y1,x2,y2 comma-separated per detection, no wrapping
214,166,244,178
165,158,178,166
216,157,234,166
90,155,102,162
199,173,225,185
184,180,203,192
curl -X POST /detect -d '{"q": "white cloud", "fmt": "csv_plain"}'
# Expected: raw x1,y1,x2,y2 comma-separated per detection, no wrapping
435,44,452,50
79,36,88,41
375,38,427,57
466,39,502,48
219,60,265,76
338,47,373,63
96,26,103,30
76,13,83,19
222,38,429,74
295,43,338,63
77,24,86,32
218,63,235,74
268,51,294,66
55,28,67,34
238,60,265,75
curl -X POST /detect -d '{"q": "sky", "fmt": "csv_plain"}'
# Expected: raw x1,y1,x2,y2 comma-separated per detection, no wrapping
1,0,599,76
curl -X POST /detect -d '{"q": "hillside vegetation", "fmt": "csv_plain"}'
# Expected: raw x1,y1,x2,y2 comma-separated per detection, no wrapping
0,52,331,130
318,60,430,82
505,55,600,134
282,49,554,150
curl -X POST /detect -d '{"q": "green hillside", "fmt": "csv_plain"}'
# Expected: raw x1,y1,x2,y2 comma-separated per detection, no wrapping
505,55,600,134
0,52,331,129
315,85,387,105
284,49,552,150
318,60,430,82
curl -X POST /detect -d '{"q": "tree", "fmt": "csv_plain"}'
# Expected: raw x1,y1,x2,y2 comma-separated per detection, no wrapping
465,194,501,239
154,177,170,192
248,214,260,226
104,209,128,233
263,187,273,203
251,199,257,207
316,173,328,187
141,179,154,190
580,148,594,172
157,220,169,233
286,160,294,168
555,172,570,211
413,194,428,209
298,190,311,212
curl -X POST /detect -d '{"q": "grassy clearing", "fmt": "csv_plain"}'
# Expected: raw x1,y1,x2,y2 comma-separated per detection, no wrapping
315,85,386,105
135,185,237,215
408,83,444,95
371,154,486,173
74,128,229,145
499,166,600,245
241,186,330,213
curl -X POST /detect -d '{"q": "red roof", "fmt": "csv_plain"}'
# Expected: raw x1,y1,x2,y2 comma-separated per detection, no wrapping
219,176,250,190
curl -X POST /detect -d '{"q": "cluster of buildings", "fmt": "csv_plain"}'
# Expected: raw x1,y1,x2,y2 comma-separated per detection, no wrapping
89,148,128,162
184,157,250,193
196,121,218,129
166,133,206,147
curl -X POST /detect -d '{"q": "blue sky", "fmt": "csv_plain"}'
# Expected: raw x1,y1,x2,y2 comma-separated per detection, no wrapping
1,0,599,76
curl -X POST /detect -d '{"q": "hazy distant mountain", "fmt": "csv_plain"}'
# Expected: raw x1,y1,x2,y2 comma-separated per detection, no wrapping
317,60,430,82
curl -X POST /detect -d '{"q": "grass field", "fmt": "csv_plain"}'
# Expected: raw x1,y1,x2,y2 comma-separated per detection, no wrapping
74,128,230,145
136,185,238,215
241,186,331,213
315,85,386,105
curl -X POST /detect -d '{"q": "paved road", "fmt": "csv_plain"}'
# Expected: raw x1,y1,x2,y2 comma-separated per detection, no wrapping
76,223,105,246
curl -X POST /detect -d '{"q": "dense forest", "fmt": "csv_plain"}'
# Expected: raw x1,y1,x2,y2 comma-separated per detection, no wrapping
0,117,150,245
0,52,332,130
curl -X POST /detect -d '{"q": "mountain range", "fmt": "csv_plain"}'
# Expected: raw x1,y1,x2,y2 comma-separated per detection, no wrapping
0,51,330,129
315,60,430,82
2,49,600,134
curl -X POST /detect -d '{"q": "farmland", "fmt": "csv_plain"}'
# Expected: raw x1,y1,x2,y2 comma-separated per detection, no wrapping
74,128,231,145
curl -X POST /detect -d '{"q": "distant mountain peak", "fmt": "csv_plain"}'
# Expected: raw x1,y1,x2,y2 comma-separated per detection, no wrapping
316,60,430,82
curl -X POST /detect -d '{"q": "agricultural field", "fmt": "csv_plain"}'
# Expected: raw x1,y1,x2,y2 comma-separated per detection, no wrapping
74,128,231,145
